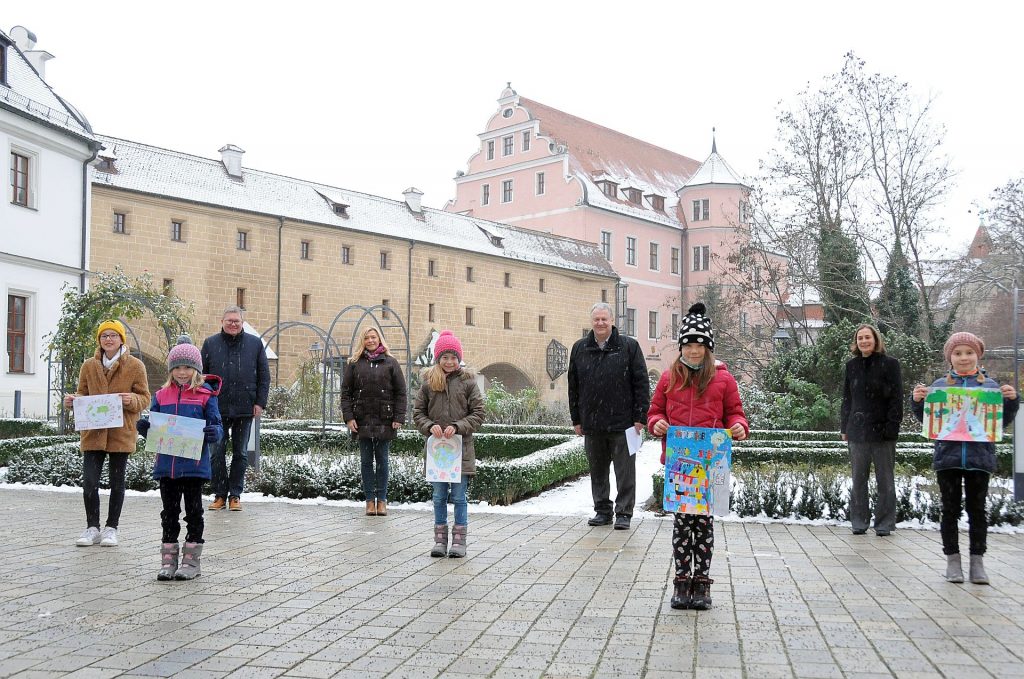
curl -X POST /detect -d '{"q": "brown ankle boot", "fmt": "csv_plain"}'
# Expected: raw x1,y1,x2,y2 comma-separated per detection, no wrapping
365,500,376,516
376,499,388,516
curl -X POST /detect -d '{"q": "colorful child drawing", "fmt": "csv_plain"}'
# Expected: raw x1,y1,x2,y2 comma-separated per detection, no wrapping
425,434,463,482
73,393,124,431
922,387,1004,443
663,426,732,516
145,412,204,460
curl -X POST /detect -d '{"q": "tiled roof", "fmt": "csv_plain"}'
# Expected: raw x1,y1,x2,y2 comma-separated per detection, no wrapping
519,97,701,227
683,149,748,188
93,135,617,278
0,29,93,141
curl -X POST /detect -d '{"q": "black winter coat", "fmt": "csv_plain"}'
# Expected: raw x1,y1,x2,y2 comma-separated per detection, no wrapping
568,326,650,434
339,353,408,440
201,331,271,418
840,353,903,442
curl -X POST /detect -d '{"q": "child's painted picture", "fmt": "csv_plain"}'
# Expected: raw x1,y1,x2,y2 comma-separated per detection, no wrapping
425,434,462,482
922,386,1004,443
73,393,124,431
145,412,205,460
663,426,732,516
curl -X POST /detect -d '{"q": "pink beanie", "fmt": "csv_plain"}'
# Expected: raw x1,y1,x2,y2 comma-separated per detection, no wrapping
168,335,203,372
943,331,985,364
434,330,463,362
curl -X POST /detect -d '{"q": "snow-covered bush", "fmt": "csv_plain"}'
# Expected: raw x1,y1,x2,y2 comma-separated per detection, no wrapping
0,418,58,440
0,434,78,465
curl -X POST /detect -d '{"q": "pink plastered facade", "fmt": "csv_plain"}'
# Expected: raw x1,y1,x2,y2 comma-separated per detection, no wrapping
446,85,764,377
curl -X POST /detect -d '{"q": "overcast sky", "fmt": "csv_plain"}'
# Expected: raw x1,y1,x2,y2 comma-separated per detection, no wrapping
11,1,1022,251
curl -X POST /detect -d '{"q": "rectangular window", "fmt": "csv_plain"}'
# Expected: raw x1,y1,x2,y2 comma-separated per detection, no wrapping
341,245,352,264
671,247,680,275
502,179,513,203
10,152,29,206
625,308,636,337
428,303,436,323
7,294,27,373
301,294,311,315
171,221,183,242
502,135,514,156
113,212,126,234
651,195,665,211
486,140,494,160
627,188,642,205
428,259,437,277
626,237,637,266
162,279,173,294
672,313,680,338
601,289,608,303
237,230,248,250
692,245,710,271
602,182,617,198
236,287,246,310
740,311,749,335
481,184,490,206
649,242,659,271
465,307,474,326
538,315,546,332
504,272,511,288
649,311,659,340
522,130,531,152
539,278,545,293
692,198,710,221
504,311,512,330
600,231,612,261
380,250,390,270
301,240,311,260
382,299,390,319
466,266,474,282
536,171,545,196
739,200,750,224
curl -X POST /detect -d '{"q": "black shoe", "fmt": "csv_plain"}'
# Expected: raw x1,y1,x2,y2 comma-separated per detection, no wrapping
588,513,612,526
614,515,631,530
851,528,867,535
691,575,713,610
670,576,692,610
875,530,891,537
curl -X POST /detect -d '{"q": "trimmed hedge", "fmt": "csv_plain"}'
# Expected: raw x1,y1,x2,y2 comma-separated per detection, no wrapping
745,429,1013,444
0,418,58,440
6,442,158,491
0,435,79,466
473,439,588,505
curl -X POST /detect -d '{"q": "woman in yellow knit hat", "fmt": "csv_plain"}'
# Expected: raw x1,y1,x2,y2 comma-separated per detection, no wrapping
63,320,150,547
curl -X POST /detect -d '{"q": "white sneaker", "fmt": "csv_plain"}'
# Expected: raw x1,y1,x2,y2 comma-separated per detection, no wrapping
99,526,118,547
76,527,101,546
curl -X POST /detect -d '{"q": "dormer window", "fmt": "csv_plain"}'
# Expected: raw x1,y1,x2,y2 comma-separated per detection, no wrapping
599,181,618,198
647,194,665,211
0,38,8,86
315,190,349,218
625,188,642,205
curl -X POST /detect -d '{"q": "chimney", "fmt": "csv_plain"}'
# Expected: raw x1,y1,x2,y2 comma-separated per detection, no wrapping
403,187,424,214
10,26,55,81
218,144,245,179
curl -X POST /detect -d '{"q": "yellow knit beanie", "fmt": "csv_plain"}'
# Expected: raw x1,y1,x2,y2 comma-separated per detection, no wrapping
96,319,127,345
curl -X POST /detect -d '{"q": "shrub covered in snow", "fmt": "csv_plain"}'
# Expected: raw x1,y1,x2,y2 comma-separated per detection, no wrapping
0,418,58,440
0,435,78,465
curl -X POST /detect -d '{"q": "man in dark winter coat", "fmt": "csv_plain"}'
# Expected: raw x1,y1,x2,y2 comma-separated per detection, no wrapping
568,302,649,530
201,305,270,511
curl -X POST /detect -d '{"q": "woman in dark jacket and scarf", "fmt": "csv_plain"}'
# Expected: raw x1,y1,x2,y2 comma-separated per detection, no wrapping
340,327,407,516
840,323,903,536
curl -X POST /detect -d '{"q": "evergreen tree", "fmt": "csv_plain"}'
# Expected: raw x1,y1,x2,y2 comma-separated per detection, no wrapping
875,238,921,336
817,222,871,324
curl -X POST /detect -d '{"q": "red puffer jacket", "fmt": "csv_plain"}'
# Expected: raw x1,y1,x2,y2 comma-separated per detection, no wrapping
648,362,749,464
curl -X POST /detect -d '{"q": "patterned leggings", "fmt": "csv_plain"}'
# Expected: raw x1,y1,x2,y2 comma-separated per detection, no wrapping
673,513,714,577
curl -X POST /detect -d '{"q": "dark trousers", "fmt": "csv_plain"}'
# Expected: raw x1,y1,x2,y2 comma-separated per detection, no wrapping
160,477,205,544
82,451,128,529
211,416,252,499
585,431,635,518
848,440,896,532
673,513,714,577
937,469,989,556
359,438,391,501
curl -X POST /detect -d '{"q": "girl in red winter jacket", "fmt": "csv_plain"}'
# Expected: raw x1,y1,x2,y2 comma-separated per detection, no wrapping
647,303,749,611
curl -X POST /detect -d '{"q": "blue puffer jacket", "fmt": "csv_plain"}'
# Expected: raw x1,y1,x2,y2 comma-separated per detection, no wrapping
147,375,223,480
911,371,1020,473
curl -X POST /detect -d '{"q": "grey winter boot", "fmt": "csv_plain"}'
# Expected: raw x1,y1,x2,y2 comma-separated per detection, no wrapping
449,525,467,558
430,524,448,557
969,555,989,585
157,543,179,581
174,542,203,580
944,553,964,583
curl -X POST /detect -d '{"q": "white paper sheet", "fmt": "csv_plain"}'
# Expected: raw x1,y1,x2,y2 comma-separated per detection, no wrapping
625,426,643,456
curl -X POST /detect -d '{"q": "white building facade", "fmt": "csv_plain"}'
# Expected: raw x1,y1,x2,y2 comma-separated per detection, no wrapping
1,27,98,417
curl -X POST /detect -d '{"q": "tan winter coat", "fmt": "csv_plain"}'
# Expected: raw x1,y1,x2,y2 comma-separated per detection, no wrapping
75,348,151,453
413,369,485,475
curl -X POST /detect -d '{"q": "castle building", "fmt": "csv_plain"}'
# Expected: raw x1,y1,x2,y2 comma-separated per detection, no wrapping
445,85,759,375
88,135,616,405
1,27,99,418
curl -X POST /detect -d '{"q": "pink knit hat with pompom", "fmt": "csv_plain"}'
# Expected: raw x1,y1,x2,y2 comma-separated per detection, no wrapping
167,335,203,372
433,330,463,362
943,331,985,364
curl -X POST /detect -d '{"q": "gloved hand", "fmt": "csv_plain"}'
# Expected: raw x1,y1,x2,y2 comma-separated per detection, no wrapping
136,418,151,438
203,425,219,443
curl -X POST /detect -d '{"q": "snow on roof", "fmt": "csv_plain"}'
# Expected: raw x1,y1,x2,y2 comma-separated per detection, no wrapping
93,135,617,279
0,28,93,141
683,149,748,188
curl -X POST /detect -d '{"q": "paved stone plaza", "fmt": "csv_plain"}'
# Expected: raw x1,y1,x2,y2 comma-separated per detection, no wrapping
0,487,1022,678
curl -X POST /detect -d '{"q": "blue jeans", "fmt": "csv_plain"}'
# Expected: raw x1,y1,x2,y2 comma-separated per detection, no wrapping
211,416,252,499
432,478,469,526
359,438,390,501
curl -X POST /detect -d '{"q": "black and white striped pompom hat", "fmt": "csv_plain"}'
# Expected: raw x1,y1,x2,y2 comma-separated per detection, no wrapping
677,302,715,352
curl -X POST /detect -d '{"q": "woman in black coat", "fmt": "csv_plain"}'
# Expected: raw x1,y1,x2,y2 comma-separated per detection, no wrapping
340,327,407,516
840,323,903,536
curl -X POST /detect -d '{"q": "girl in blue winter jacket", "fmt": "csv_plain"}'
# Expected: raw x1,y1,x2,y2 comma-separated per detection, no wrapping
138,337,222,581
912,331,1018,585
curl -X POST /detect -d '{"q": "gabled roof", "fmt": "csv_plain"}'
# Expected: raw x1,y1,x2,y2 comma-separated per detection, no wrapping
967,222,993,259
683,147,748,189
93,135,617,279
0,28,94,141
518,97,702,227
